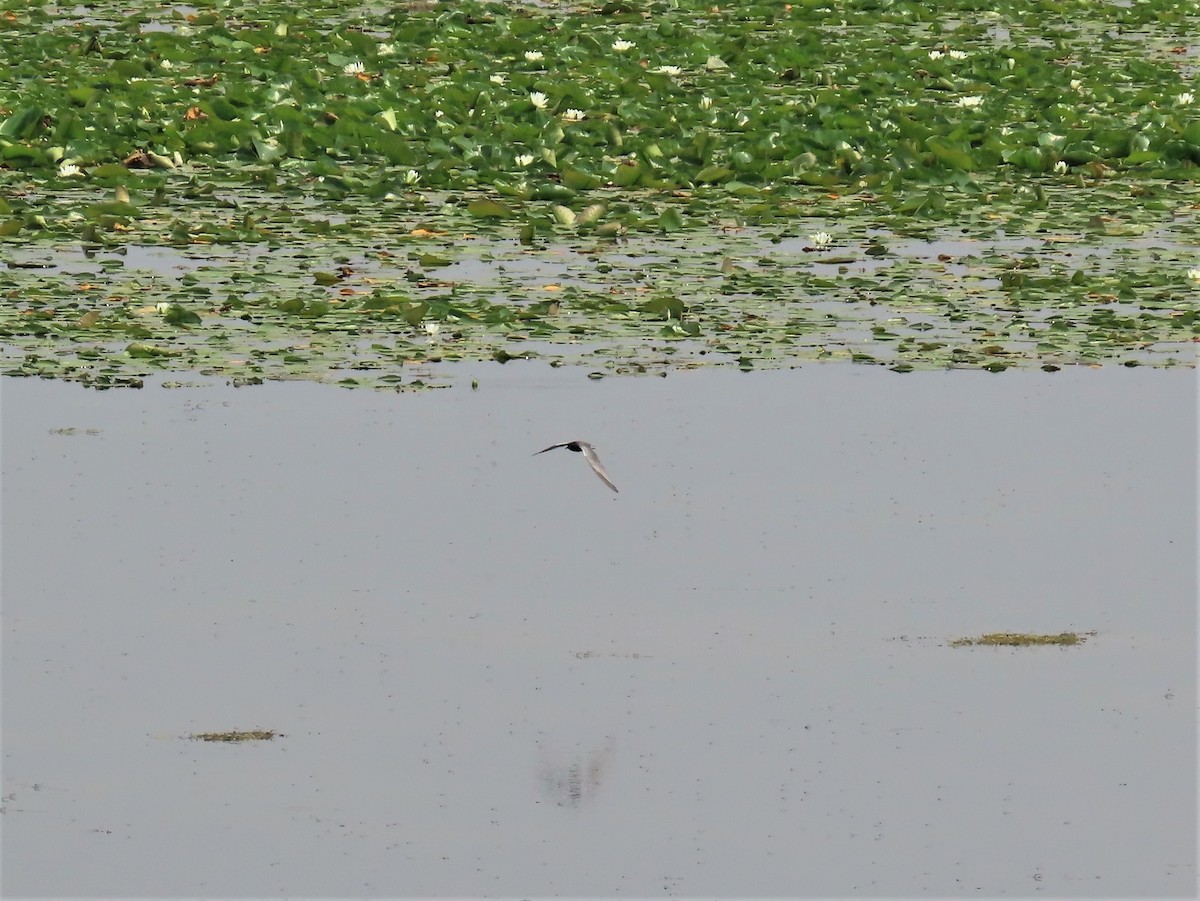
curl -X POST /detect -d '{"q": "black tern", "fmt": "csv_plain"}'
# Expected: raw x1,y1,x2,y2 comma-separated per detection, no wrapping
534,441,618,493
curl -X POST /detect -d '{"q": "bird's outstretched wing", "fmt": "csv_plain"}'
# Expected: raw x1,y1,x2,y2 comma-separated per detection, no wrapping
533,440,619,492
579,444,618,493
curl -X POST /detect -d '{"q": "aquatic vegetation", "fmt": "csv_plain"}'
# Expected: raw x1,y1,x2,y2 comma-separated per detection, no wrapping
949,632,1096,648
1,0,1196,388
190,730,278,742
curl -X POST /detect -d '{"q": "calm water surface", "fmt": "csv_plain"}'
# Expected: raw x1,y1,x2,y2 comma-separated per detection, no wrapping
2,364,1195,897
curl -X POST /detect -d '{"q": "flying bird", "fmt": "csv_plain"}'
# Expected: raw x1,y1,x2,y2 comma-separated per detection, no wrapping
534,441,618,493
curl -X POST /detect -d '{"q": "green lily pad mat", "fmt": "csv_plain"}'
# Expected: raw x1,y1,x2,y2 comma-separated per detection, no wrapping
2,0,1197,388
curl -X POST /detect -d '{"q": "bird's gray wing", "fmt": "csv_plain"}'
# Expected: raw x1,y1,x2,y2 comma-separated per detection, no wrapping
533,442,571,456
580,444,619,493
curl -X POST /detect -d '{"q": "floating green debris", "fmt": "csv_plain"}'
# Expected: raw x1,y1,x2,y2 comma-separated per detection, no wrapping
949,632,1096,648
190,730,278,742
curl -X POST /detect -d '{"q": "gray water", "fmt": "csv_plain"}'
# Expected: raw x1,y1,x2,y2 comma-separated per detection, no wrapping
2,364,1196,897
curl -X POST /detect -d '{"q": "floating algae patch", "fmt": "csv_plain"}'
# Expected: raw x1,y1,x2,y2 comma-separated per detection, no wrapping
949,631,1096,648
189,730,279,742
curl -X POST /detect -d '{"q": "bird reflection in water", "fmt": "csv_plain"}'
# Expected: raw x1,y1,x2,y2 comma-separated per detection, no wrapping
537,738,616,808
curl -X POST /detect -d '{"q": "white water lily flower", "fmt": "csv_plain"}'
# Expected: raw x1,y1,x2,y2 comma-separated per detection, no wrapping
529,91,549,109
489,73,506,85
810,231,833,249
1177,92,1195,106
403,169,420,185
700,96,713,110
956,95,983,108
343,61,365,76
1054,161,1068,174
948,49,968,60
58,163,82,178
928,50,945,60
655,65,682,76
1070,79,1083,91
155,302,172,314
378,43,395,56
524,50,544,62
562,108,585,121
1187,269,1200,283
612,39,635,52
425,322,441,337
516,153,535,167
